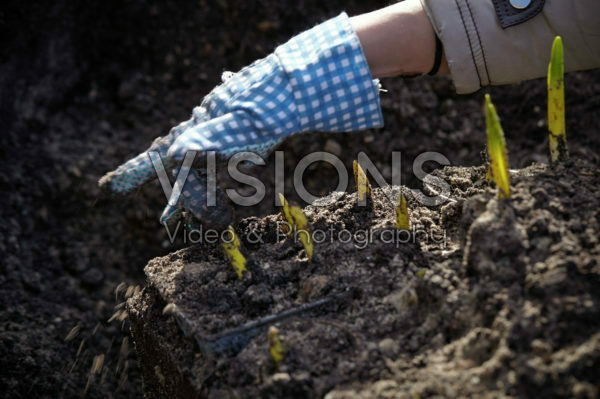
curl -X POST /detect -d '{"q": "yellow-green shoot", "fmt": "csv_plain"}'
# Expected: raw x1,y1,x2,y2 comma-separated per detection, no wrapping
221,225,248,279
353,160,372,207
268,326,285,370
396,193,410,231
485,94,511,199
548,36,568,163
278,193,314,261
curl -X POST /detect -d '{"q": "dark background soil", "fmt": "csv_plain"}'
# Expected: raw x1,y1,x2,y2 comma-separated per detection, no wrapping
0,0,598,398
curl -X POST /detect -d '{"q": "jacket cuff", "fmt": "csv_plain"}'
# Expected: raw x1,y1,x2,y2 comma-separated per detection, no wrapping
420,0,492,94
421,0,600,94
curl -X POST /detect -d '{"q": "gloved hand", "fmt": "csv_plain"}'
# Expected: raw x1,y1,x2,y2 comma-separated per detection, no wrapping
99,12,384,229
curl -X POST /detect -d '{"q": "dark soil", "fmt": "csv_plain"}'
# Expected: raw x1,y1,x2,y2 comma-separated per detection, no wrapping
1,0,599,398
129,158,600,398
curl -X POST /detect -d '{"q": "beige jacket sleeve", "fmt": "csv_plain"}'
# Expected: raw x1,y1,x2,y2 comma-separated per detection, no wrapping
421,0,600,93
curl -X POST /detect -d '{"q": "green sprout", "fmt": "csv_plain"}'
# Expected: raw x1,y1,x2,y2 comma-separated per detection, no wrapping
268,326,285,370
396,192,410,231
485,94,511,199
353,160,372,207
278,193,314,261
547,36,568,163
221,225,248,279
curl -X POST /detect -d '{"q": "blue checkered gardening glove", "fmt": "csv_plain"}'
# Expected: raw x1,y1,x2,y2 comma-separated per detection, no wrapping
99,12,384,229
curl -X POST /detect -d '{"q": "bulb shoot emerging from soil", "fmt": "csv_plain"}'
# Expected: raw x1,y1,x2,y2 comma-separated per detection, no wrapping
396,193,410,231
353,160,372,207
278,193,314,261
485,94,511,199
548,36,568,163
221,225,248,279
268,326,285,370
278,193,291,237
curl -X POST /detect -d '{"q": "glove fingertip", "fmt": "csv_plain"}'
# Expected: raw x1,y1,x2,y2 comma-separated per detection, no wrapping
98,170,131,196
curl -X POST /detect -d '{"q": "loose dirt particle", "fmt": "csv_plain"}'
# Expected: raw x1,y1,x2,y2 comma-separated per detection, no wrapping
64,324,81,342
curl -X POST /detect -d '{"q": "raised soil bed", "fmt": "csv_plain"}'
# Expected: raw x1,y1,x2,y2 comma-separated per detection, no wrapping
128,159,600,398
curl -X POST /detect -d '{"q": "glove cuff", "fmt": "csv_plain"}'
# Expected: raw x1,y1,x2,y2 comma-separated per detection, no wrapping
275,12,384,133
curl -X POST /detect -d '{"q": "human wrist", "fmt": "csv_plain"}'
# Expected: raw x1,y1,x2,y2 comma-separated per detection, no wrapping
350,0,448,78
